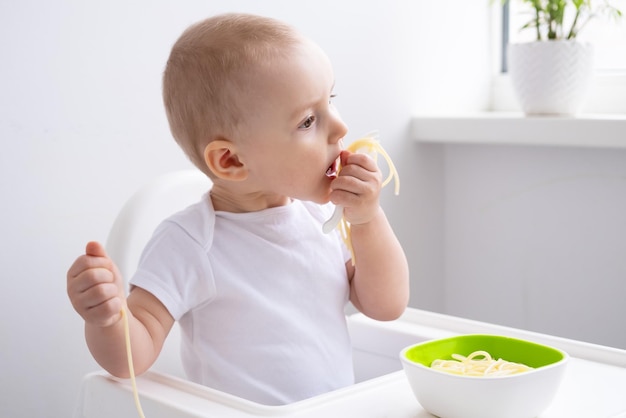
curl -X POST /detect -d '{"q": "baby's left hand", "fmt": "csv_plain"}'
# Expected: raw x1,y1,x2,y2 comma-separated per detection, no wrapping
329,150,382,226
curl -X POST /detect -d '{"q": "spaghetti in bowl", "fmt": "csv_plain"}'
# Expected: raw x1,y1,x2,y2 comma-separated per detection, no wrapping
400,334,568,418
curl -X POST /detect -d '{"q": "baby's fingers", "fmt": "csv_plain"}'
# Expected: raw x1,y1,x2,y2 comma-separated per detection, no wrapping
67,242,123,294
338,151,382,188
68,265,116,295
67,254,114,281
340,150,379,174
77,286,123,327
67,268,123,326
67,241,125,326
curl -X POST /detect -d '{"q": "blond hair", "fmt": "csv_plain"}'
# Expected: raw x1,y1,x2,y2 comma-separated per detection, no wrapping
163,13,301,176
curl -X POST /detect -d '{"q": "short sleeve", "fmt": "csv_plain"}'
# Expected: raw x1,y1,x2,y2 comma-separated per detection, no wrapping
129,220,216,320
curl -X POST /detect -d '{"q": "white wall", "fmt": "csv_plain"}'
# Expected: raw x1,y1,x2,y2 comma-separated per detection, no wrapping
443,144,626,349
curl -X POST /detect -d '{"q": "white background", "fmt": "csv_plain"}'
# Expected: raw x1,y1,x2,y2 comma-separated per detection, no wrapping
1,1,624,417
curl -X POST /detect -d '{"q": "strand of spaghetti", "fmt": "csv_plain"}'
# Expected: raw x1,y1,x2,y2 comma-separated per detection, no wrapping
121,308,147,418
336,134,400,265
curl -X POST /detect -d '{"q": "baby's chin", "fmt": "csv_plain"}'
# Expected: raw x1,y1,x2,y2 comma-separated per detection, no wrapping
302,192,332,205
296,181,334,205
308,196,331,205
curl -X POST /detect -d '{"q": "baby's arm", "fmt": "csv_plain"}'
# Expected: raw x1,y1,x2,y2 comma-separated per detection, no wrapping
67,241,174,377
330,150,409,321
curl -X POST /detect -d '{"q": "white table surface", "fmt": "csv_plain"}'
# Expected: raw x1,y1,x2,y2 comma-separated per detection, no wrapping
76,309,626,418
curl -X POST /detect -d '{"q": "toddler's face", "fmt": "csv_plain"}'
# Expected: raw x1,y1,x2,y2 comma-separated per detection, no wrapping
234,40,348,204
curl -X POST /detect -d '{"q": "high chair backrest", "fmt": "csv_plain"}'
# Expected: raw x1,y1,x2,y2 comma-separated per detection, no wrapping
105,169,212,378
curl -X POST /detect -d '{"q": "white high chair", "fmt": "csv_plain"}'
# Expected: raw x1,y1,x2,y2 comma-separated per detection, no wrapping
105,168,213,378
76,170,626,416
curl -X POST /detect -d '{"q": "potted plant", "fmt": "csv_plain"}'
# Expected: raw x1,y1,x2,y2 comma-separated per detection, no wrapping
505,0,623,115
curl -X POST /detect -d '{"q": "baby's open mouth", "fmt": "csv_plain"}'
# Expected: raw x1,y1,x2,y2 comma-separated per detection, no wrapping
325,157,340,179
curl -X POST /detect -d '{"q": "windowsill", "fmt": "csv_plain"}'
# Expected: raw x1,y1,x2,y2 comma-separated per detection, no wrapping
411,112,626,149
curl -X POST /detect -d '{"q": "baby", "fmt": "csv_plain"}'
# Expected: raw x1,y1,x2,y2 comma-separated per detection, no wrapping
67,13,409,405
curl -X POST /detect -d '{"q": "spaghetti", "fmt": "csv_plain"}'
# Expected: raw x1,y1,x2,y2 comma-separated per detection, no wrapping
121,308,147,418
333,133,400,264
431,350,533,377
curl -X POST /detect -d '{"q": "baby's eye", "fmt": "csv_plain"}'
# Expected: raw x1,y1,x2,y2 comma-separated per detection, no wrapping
299,115,316,129
329,94,337,105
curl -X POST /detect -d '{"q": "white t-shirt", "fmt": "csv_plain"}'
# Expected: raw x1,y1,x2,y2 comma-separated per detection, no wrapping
130,195,354,405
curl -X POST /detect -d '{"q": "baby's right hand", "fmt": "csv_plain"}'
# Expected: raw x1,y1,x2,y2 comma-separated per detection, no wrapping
67,241,126,328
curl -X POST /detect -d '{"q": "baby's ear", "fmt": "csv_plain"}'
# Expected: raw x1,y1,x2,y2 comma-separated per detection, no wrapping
203,140,248,181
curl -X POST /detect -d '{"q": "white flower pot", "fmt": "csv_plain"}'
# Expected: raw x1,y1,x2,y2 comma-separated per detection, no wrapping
508,41,594,115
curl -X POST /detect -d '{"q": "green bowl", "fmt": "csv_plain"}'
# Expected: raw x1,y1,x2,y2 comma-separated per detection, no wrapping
400,334,568,418
404,334,565,372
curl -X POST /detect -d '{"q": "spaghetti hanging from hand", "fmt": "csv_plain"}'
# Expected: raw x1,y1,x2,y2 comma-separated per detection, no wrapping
121,308,147,418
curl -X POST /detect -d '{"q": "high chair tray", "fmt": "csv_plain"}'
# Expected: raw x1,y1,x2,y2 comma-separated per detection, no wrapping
74,308,626,418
